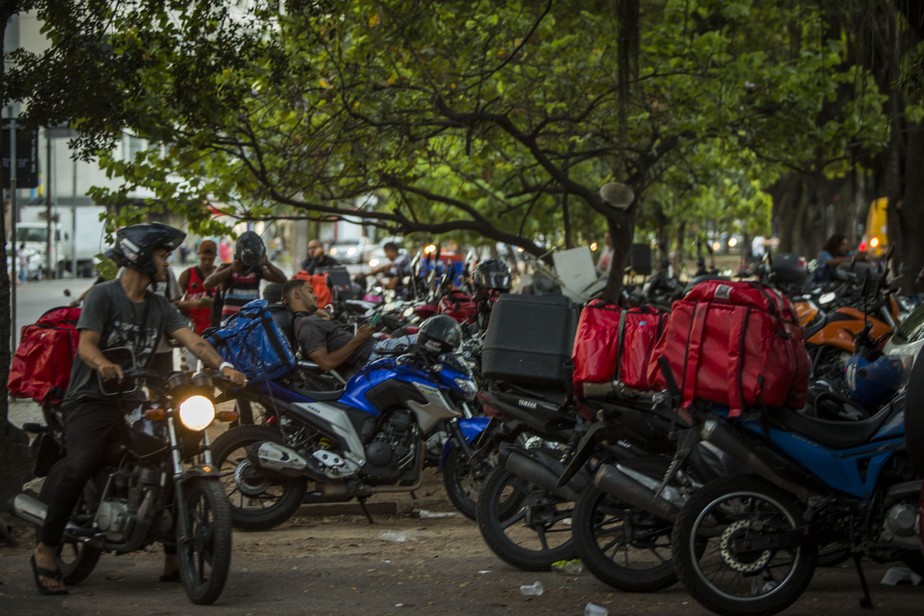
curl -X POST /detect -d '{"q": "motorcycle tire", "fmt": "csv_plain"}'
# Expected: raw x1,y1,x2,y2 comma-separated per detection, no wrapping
177,478,232,605
476,465,576,571
573,485,677,592
672,475,818,616
441,446,490,521
211,425,308,531
38,459,102,585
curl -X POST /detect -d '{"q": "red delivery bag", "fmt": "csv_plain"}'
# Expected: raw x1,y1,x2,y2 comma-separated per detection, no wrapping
8,306,82,405
572,300,666,394
647,280,809,417
292,271,334,308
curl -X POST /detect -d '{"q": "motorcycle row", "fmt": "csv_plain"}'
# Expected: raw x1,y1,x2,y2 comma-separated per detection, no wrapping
9,248,924,614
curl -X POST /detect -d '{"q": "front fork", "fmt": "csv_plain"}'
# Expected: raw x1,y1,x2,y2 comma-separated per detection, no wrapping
168,418,219,544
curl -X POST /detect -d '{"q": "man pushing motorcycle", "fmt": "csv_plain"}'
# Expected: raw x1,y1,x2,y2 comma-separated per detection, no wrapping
31,222,246,596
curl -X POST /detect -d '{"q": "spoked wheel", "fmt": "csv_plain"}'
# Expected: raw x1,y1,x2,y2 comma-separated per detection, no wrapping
177,478,232,605
672,476,817,616
573,485,677,592
38,460,102,585
211,425,308,531
442,446,494,521
476,465,576,571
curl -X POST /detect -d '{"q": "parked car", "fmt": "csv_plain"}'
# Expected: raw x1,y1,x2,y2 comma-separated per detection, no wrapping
328,237,372,265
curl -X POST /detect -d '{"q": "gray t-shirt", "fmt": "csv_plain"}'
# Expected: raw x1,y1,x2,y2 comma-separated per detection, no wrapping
293,314,373,372
63,279,189,406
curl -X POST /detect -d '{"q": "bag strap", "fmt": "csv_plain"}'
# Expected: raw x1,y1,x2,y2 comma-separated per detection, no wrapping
615,308,628,381
680,302,709,408
725,307,750,417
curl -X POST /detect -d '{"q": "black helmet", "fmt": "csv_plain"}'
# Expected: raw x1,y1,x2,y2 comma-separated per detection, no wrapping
417,314,462,356
235,231,266,269
106,222,186,276
472,259,511,292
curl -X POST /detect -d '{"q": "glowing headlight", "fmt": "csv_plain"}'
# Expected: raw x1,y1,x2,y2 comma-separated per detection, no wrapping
178,395,216,431
454,377,478,401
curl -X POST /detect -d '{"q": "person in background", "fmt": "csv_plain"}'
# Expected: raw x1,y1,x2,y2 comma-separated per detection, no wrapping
17,243,30,284
176,240,218,369
300,239,340,274
813,233,868,283
596,231,614,276
29,222,246,596
367,241,412,291
204,231,287,322
218,238,233,263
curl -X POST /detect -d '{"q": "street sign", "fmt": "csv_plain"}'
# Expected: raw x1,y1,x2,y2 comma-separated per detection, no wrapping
1,119,40,188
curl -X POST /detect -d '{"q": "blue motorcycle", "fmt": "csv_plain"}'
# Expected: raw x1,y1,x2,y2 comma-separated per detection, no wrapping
670,349,923,616
211,345,487,531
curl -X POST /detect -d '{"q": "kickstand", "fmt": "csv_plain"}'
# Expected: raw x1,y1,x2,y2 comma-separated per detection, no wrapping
852,553,873,609
358,497,374,524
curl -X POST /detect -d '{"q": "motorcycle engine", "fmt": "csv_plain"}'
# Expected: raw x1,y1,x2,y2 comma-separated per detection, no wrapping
96,500,132,542
94,464,159,542
363,410,419,484
878,502,921,550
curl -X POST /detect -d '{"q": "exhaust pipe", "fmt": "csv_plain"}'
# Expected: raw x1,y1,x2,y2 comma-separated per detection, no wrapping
9,494,83,536
701,418,816,502
594,464,680,522
501,447,585,501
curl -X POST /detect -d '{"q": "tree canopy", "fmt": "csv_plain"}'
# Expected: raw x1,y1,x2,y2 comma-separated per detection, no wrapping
5,0,897,263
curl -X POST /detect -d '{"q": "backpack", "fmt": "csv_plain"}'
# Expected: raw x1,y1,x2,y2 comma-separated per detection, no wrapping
204,299,297,381
8,306,82,405
646,280,810,417
572,300,666,396
292,271,334,308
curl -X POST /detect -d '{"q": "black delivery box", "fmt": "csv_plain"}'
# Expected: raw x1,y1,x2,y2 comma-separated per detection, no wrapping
481,294,579,386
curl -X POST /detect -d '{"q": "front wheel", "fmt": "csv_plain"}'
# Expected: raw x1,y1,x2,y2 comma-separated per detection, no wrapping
573,485,677,592
476,465,576,571
441,446,493,521
672,476,817,616
177,478,232,605
38,459,102,585
211,425,308,531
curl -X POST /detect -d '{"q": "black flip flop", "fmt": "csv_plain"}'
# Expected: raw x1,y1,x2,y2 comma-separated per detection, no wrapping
30,555,68,596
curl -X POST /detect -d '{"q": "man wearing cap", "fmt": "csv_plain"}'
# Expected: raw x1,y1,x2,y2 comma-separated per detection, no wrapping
176,240,219,370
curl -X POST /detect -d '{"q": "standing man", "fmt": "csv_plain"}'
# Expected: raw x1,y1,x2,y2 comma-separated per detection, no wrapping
30,222,246,595
204,231,287,323
176,239,219,368
300,239,340,274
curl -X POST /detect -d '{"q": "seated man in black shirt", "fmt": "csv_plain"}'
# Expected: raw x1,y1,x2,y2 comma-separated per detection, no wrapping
283,279,374,372
282,279,414,373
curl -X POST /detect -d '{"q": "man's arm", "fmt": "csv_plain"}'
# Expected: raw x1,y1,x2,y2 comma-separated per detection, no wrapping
76,329,124,381
305,324,374,372
260,255,288,283
203,263,234,290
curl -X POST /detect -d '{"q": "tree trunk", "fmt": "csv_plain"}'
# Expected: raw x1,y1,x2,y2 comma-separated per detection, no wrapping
1,3,35,530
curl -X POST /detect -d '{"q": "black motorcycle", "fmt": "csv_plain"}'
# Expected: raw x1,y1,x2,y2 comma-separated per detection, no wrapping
10,369,237,605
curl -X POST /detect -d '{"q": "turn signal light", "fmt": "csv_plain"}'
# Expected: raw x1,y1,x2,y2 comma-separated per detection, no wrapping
144,408,166,421
216,410,239,423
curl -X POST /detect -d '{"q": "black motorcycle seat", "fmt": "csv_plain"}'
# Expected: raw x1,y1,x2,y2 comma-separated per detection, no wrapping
769,399,897,449
287,386,344,401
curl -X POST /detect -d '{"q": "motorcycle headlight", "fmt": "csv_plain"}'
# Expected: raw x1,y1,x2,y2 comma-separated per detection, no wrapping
819,292,836,306
454,377,478,401
177,395,216,431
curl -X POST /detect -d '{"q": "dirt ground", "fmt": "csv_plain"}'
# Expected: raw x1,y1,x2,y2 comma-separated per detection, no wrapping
2,469,924,616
